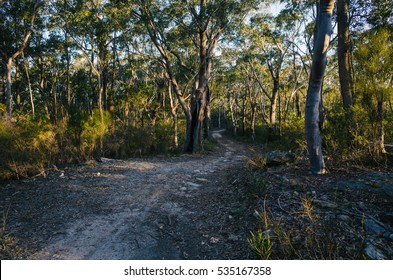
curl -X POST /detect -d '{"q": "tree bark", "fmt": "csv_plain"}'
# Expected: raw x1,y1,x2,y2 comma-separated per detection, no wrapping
375,100,386,156
337,0,353,108
270,78,279,126
22,52,35,119
305,0,334,174
5,58,12,118
167,80,179,148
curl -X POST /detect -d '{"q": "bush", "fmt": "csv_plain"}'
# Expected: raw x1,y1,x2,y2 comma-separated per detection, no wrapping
80,110,112,159
0,116,58,179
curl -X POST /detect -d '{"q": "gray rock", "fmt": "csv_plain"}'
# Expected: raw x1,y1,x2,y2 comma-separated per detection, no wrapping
364,243,386,260
185,182,201,188
338,215,351,222
228,234,239,241
313,199,338,209
265,151,295,166
196,178,209,182
364,219,387,236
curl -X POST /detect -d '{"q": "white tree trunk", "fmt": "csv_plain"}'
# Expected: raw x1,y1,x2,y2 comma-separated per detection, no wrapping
305,0,334,174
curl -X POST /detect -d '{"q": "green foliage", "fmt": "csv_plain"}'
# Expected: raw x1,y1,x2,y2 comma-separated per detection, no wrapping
248,205,272,260
244,168,268,198
0,109,185,179
322,106,359,159
0,207,12,259
103,120,185,158
202,136,218,152
248,228,272,260
0,116,58,179
247,120,305,152
80,110,111,159
249,196,343,259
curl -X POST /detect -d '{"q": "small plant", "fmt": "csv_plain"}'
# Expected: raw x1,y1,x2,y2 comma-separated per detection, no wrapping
0,207,11,259
244,169,268,198
248,228,272,260
249,202,273,259
300,196,315,222
247,152,267,169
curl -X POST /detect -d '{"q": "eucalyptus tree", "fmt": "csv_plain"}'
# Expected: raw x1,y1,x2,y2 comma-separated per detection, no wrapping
305,0,334,174
337,0,352,108
0,0,44,119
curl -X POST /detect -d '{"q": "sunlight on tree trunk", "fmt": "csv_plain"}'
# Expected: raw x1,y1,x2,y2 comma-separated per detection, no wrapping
337,0,353,108
305,0,334,174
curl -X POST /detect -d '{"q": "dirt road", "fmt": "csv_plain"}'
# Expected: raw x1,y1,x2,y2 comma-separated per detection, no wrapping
0,130,252,259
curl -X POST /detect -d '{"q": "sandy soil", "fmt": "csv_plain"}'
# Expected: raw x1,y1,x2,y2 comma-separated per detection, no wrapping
0,129,253,260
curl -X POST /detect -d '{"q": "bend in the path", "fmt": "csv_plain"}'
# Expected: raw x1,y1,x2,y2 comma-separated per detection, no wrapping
26,129,250,259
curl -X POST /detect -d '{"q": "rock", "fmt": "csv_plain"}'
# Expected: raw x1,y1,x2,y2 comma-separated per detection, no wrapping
185,182,201,188
209,237,220,244
228,234,239,241
196,178,209,182
313,199,338,209
364,243,386,260
265,151,295,166
364,219,388,236
338,215,351,222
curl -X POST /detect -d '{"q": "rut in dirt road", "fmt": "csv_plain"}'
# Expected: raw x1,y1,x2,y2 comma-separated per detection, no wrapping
1,130,253,260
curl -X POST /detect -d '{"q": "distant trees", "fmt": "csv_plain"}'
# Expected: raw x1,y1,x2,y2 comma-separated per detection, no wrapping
135,0,259,152
0,0,44,119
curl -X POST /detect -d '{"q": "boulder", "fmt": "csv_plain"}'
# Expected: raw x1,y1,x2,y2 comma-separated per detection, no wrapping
265,151,295,167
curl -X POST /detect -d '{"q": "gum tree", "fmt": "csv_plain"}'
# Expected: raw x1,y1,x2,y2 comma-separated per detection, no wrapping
305,0,335,174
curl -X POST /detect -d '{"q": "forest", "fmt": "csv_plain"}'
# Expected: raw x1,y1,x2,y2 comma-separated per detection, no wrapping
1,0,393,260
0,0,392,176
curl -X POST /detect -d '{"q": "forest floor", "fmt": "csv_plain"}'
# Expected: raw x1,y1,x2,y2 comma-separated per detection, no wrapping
0,129,393,260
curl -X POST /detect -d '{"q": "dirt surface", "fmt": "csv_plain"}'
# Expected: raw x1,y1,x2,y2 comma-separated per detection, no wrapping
1,129,393,260
0,129,253,260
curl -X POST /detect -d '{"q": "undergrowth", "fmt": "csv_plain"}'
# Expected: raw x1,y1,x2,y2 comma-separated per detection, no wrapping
0,113,186,180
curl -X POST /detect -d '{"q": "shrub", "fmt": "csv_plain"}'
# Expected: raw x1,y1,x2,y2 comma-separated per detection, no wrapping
0,116,58,179
80,110,111,159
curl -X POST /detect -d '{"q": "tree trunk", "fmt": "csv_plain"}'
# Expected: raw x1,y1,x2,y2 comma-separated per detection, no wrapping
22,52,35,119
218,103,221,129
305,0,334,174
186,12,209,152
250,103,256,140
375,100,386,156
337,0,353,108
0,70,4,105
5,58,12,118
270,79,279,126
168,81,179,148
203,86,211,139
